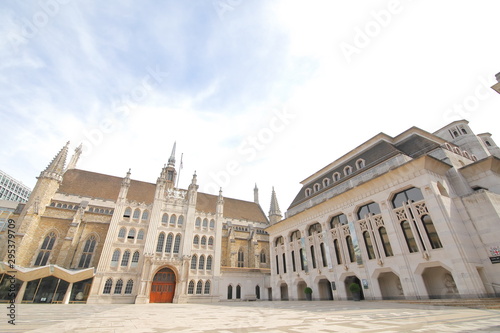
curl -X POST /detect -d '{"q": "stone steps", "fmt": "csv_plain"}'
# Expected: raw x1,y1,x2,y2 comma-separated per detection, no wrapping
394,298,500,309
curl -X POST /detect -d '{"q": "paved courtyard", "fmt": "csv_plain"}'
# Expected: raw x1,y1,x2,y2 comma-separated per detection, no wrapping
2,300,500,333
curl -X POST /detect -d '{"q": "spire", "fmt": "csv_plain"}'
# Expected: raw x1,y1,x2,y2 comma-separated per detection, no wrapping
66,143,82,171
122,168,131,187
40,142,70,181
168,142,176,167
254,183,259,204
191,171,197,185
216,187,224,216
269,186,282,225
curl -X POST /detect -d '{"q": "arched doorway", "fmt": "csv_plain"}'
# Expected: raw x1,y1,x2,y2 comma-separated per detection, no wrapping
280,283,289,300
422,266,458,299
378,272,403,299
344,276,364,300
150,267,176,303
318,278,333,300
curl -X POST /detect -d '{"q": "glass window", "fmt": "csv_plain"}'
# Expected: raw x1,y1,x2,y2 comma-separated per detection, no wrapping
282,253,287,273
121,251,130,266
379,227,393,257
276,255,279,275
363,231,376,260
203,218,208,228
401,221,418,253
118,228,126,238
330,214,348,228
170,215,177,226
299,249,305,270
78,235,96,268
238,249,244,267
208,237,214,246
156,233,165,253
131,251,139,267
392,187,424,208
111,249,120,267
320,243,327,267
173,234,181,253
357,202,381,220
204,280,211,294
195,218,201,227
165,234,173,253
34,232,56,266
333,239,342,265
188,281,195,294
161,213,169,223
422,215,443,249
125,280,134,294
199,255,205,270
346,236,355,262
206,256,213,270
137,229,144,240
123,208,131,218
103,278,113,294
201,236,207,246
227,285,232,299
191,255,197,269
114,279,123,294
177,215,184,226
291,251,296,272
196,281,203,294
133,209,140,219
141,210,149,221
260,250,266,264
193,235,199,245
209,219,215,229
127,229,136,240
310,246,317,269
308,223,322,236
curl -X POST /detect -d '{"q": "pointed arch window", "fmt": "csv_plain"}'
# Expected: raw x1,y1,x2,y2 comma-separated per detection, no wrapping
379,227,393,257
34,232,56,266
118,227,126,238
123,208,131,218
131,251,140,267
191,255,197,269
111,249,120,267
161,213,169,224
227,285,233,299
78,235,97,268
201,236,207,246
127,228,136,240
133,209,141,219
193,235,199,245
170,215,177,226
137,229,144,240
204,280,211,294
401,221,418,253
188,280,195,294
208,237,214,246
202,218,208,228
196,280,203,294
195,217,201,228
255,285,260,299
199,255,205,270
165,233,173,253
282,253,287,273
177,215,184,226
121,250,130,266
156,233,165,253
125,280,134,294
299,248,305,270
291,251,296,272
260,250,266,263
209,219,215,229
236,285,241,299
141,210,149,221
206,256,213,270
363,231,376,260
173,234,181,253
237,249,244,267
346,236,355,262
103,278,113,294
114,279,123,294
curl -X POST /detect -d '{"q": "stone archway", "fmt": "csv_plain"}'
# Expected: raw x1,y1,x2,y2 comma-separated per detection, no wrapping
422,266,458,299
296,280,307,300
344,276,364,300
150,267,176,303
317,279,333,300
280,282,289,301
378,272,403,300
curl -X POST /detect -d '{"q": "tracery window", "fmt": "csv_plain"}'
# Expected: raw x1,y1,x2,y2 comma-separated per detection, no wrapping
34,232,56,266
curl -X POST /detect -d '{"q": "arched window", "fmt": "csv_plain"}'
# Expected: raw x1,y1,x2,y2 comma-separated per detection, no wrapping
356,159,365,169
173,234,181,253
401,221,418,253
201,236,207,246
290,230,301,241
274,236,284,246
422,215,443,249
78,235,97,268
121,250,130,266
195,217,201,227
379,227,393,257
123,207,132,218
161,213,169,224
125,280,134,294
114,279,123,294
238,249,244,267
137,229,144,240
62,204,67,209
391,187,424,208
357,202,381,220
133,209,141,219
314,183,320,192
333,239,342,265
308,223,322,236
208,237,214,246
127,228,136,240
485,140,492,147
227,285,233,299
199,255,205,270
305,188,312,197
118,227,126,238
165,233,173,253
170,215,177,226
344,166,352,176
330,213,348,228
260,250,266,263
333,172,340,182
255,285,260,299
209,219,215,229
206,256,213,270
461,128,467,135
196,280,203,294
193,235,199,245
310,246,317,269
103,278,113,294
320,243,327,267
111,249,120,267
191,255,197,269
236,285,241,299
141,210,149,221
346,236,355,262
188,280,195,294
156,233,165,253
323,178,330,187
34,231,56,266
363,231,375,260
463,151,471,159
177,215,184,226
204,280,211,294
131,251,139,267
202,218,208,228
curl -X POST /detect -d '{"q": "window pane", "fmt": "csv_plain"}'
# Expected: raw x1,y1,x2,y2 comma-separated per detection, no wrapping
422,215,443,249
401,221,418,253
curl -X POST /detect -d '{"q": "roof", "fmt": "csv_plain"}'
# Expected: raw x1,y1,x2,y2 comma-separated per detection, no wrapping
58,169,268,223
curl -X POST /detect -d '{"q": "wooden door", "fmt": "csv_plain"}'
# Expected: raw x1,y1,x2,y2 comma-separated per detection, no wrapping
150,268,176,303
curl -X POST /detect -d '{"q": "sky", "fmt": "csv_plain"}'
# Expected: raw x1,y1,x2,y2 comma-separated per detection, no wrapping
1,0,500,215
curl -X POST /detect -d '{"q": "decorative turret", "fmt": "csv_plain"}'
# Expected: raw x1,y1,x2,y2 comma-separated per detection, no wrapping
216,187,224,216
118,169,131,201
66,143,82,171
269,187,282,225
254,183,259,204
187,171,199,205
40,141,69,182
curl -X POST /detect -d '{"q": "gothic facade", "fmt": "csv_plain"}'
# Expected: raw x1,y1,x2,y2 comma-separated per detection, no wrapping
267,120,500,301
0,144,272,304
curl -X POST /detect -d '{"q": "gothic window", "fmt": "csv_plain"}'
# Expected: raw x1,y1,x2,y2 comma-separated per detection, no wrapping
346,236,355,262
201,236,207,246
202,218,208,229
290,230,301,241
118,227,126,238
196,281,203,294
320,243,327,267
161,213,169,224
78,235,96,268
260,250,266,263
133,209,140,219
137,229,144,240
131,251,139,267
357,202,381,220
308,223,322,236
193,235,199,245
156,233,165,253
227,285,233,299
123,208,131,218
125,280,134,294
188,281,195,294
170,215,177,226
238,249,244,267
141,210,149,221
333,239,342,264
208,237,214,246
199,255,205,270
103,278,113,294
177,215,184,226
274,236,284,246
204,280,211,294
379,227,393,257
121,250,130,267
255,285,260,299
111,249,120,267
310,246,317,269
114,279,123,294
330,213,348,228
195,217,201,228
401,221,418,253
127,228,136,240
363,231,375,260
236,285,241,299
209,219,215,229
191,255,197,269
34,231,56,266
291,251,296,272
422,215,443,249
206,256,213,270
391,187,424,208
173,234,181,253
165,233,173,253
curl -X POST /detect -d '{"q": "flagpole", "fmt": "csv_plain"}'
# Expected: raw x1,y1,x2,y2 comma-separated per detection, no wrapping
176,153,183,189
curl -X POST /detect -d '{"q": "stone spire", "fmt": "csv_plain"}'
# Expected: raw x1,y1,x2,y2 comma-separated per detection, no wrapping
216,187,224,216
66,143,82,171
269,187,282,225
254,183,259,204
118,169,131,201
167,142,176,167
40,141,70,182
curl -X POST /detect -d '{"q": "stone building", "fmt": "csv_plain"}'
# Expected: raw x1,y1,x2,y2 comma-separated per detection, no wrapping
0,143,271,304
266,120,500,301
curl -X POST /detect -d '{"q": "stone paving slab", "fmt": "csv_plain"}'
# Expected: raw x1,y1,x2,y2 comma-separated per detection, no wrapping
2,301,500,333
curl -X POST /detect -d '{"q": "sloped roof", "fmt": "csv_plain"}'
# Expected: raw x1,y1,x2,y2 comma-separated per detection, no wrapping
58,169,268,223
